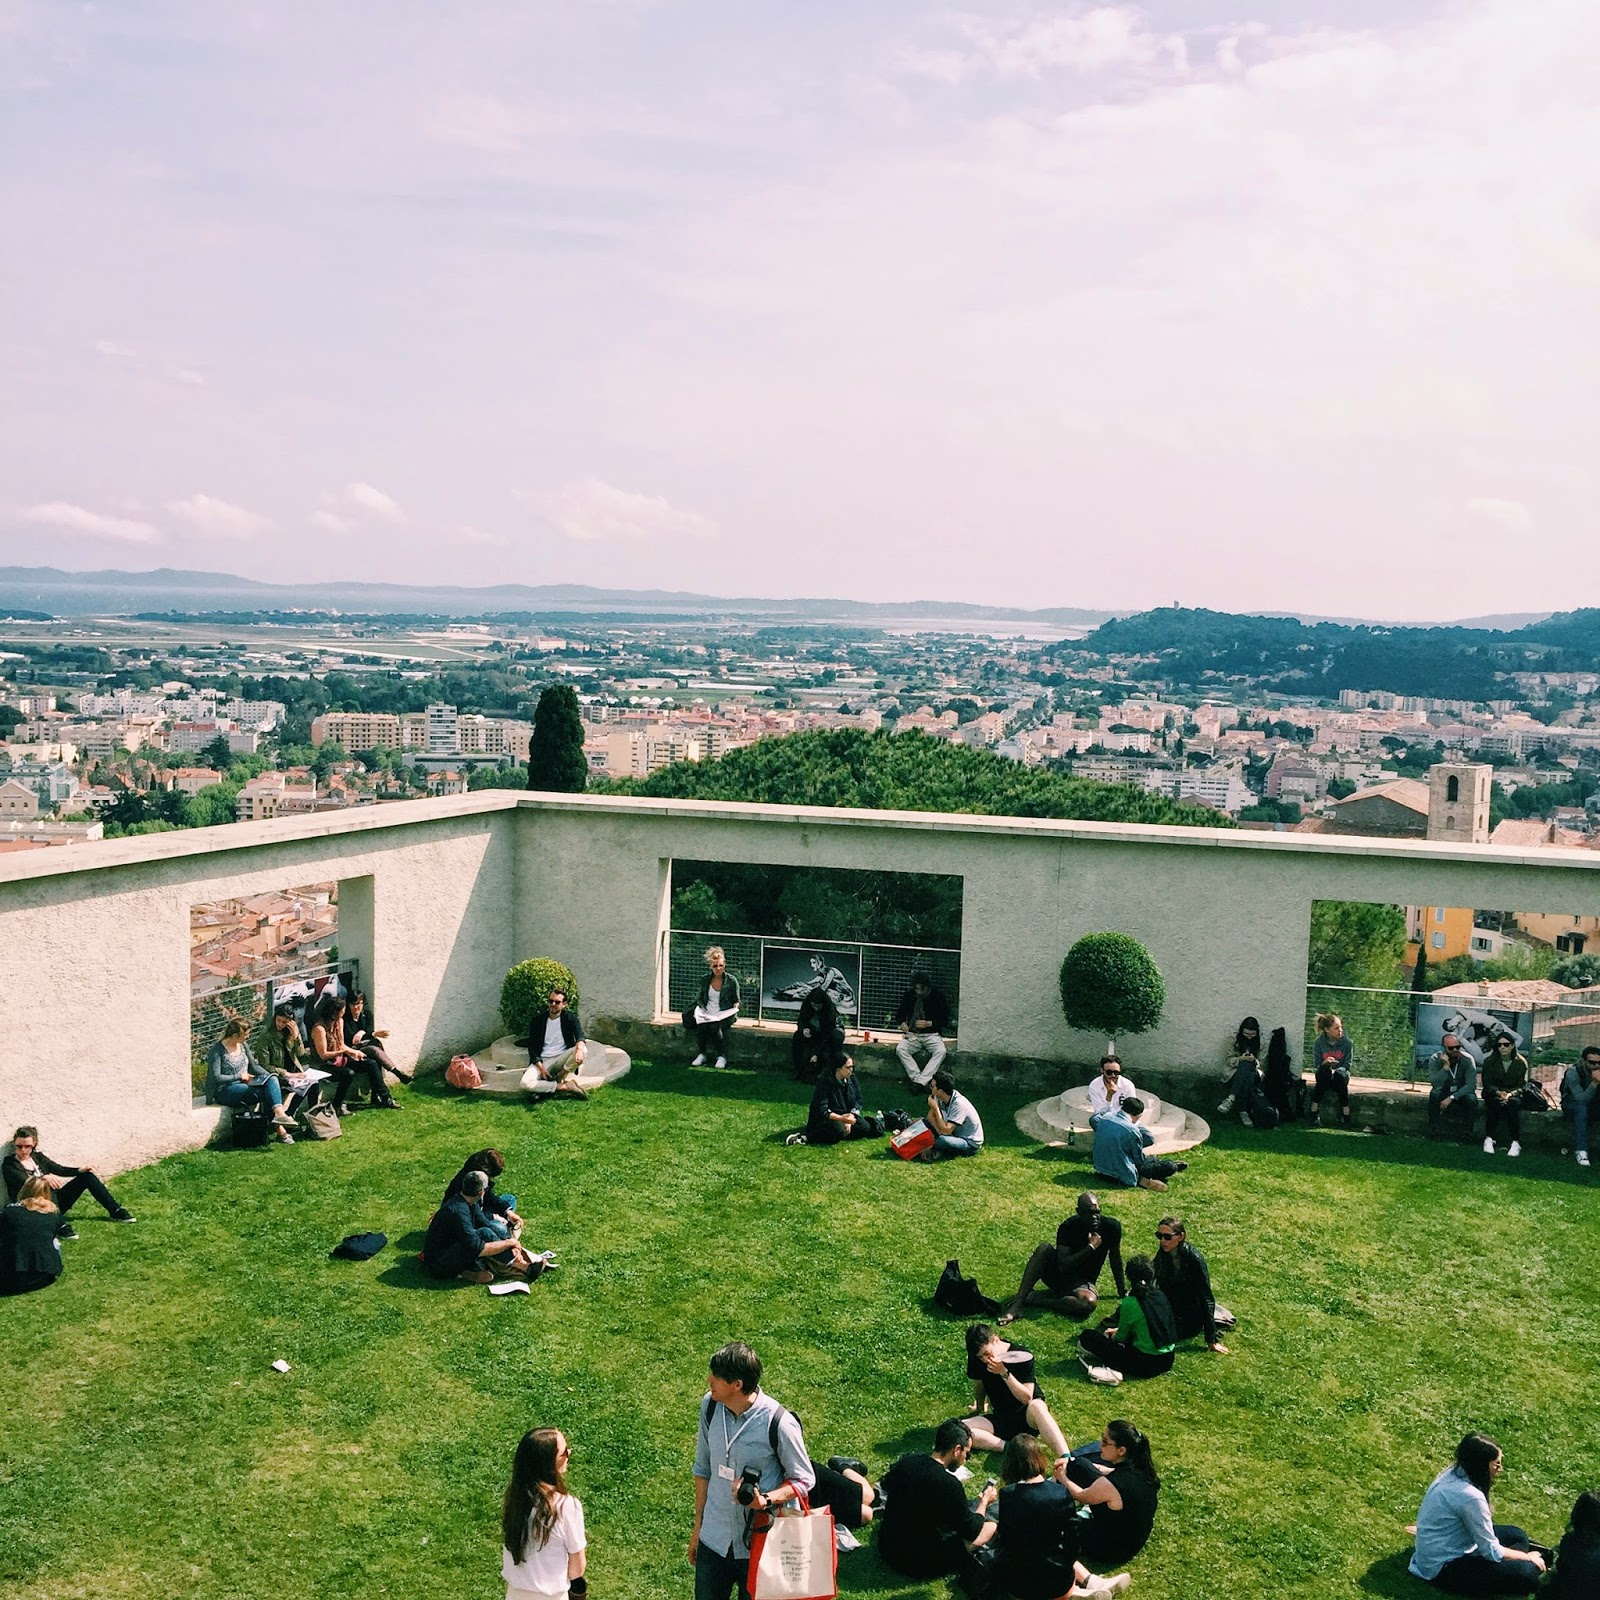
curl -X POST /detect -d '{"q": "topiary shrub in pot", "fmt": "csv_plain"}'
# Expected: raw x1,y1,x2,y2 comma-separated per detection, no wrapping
1058,931,1165,1056
501,958,581,1036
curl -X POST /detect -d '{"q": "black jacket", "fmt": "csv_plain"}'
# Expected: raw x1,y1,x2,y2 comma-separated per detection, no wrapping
689,973,740,1015
807,1072,864,1143
3,1151,77,1204
894,987,951,1034
0,1204,64,1293
523,1008,585,1052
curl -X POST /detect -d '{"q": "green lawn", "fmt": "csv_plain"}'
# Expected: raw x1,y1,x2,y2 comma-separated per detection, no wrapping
3,1066,1597,1600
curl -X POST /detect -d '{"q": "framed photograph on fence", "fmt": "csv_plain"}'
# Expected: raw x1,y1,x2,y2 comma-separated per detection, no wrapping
1413,1000,1528,1076
761,946,861,1018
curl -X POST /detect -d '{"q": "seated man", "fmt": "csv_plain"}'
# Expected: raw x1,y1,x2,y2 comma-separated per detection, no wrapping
998,1191,1126,1326
1090,1098,1185,1192
922,1071,984,1161
1087,1055,1139,1118
877,1419,998,1583
4,1125,136,1234
522,988,589,1099
802,1056,881,1146
421,1170,534,1284
1561,1046,1600,1170
1426,1033,1480,1142
894,972,953,1087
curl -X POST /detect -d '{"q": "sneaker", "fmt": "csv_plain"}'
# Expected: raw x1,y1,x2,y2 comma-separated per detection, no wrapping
58,1223,79,1241
1507,1141,1521,1158
276,1130,295,1144
271,1109,296,1127
1084,1574,1133,1597
1216,1095,1235,1114
713,1057,727,1070
1171,1160,1189,1173
1483,1137,1496,1154
827,1456,870,1477
691,1054,706,1066
1578,1151,1591,1167
1239,1110,1253,1128
785,1133,807,1146
109,1208,136,1223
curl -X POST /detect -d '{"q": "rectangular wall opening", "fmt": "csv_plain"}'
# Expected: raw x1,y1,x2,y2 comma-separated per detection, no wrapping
666,860,963,1033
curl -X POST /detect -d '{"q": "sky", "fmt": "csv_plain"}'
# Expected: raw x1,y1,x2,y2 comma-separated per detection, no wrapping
2,0,1596,618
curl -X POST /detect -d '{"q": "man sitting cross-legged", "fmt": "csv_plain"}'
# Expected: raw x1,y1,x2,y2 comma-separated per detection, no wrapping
997,1191,1126,1327
522,988,589,1100
876,1418,998,1584
1091,1098,1185,1192
421,1170,539,1285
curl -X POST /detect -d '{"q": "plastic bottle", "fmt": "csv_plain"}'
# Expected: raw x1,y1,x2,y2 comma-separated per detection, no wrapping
1066,1123,1078,1149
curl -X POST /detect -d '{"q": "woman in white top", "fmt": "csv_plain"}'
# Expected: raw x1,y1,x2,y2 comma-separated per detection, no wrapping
502,1427,587,1599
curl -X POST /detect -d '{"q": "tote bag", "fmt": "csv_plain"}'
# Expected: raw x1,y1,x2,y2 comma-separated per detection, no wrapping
748,1499,838,1600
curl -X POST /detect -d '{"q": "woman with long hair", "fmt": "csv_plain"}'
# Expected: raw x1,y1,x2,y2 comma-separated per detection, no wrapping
1075,1257,1177,1380
1310,1012,1354,1128
1546,1490,1600,1599
1481,1036,1529,1157
1409,1433,1548,1593
991,1435,1129,1599
310,991,397,1115
790,986,843,1083
1061,1420,1160,1572
1217,1016,1264,1121
0,1175,66,1296
501,1427,587,1598
1152,1217,1232,1354
345,990,412,1088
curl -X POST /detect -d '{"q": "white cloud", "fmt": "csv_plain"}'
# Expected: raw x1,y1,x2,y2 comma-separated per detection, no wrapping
902,6,1176,82
1465,497,1534,534
17,501,162,543
456,524,506,546
166,493,272,539
322,482,406,522
424,93,566,153
539,478,717,544
310,509,352,534
93,338,207,387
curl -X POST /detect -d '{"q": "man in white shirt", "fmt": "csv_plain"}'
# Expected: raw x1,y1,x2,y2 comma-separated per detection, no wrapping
524,989,588,1098
923,1071,985,1161
1086,1055,1138,1118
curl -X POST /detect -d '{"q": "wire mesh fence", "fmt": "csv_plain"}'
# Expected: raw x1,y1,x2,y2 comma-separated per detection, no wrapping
667,930,960,1033
189,958,352,1088
1305,983,1600,1083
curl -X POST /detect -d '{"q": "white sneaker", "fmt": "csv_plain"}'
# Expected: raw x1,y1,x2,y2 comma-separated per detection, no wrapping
1081,1573,1132,1596
1507,1141,1521,1158
1216,1095,1235,1114
1577,1151,1591,1167
1483,1137,1496,1154
713,1057,727,1070
691,1054,706,1066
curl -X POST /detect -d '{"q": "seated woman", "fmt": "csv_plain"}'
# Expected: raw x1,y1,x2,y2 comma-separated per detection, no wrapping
1152,1217,1232,1353
1481,1035,1528,1157
1076,1256,1177,1379
5,1125,136,1232
682,945,739,1069
443,1149,522,1242
801,1057,880,1146
256,1005,314,1112
791,987,844,1084
206,1020,297,1145
501,1426,587,1600
1409,1433,1549,1594
1217,1017,1263,1116
310,992,398,1115
0,1176,66,1296
962,1324,1069,1459
991,1435,1129,1600
346,991,412,1086
1546,1490,1600,1600
808,1454,878,1542
1061,1420,1160,1573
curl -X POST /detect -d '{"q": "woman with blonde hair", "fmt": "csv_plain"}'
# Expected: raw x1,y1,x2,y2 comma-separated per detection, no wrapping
1310,1012,1354,1128
501,1427,587,1598
682,945,740,1069
1,1175,66,1296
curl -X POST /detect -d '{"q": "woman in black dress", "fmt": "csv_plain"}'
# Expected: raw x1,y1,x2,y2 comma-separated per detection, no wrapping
1063,1420,1160,1573
992,1436,1130,1599
790,988,843,1083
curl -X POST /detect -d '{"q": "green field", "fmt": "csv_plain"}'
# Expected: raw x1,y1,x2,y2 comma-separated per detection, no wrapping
3,1067,1596,1600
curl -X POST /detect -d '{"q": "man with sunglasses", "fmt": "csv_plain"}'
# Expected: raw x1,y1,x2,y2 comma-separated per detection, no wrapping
1086,1055,1138,1119
1424,1033,1479,1142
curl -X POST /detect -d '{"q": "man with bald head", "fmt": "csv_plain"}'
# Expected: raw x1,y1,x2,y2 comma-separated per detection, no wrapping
1426,1033,1479,1141
996,1192,1126,1327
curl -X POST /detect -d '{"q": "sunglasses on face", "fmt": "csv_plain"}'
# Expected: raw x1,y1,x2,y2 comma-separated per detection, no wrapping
1156,1231,1179,1242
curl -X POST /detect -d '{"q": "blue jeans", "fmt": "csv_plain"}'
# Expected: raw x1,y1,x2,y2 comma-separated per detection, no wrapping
480,1194,518,1241
1568,1098,1590,1155
694,1540,751,1600
933,1135,981,1159
215,1077,283,1115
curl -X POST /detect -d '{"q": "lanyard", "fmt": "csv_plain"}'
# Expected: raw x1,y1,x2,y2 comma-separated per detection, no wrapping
721,1402,760,1465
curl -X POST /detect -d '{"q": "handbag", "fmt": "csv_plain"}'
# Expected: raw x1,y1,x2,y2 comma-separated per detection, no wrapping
891,1119,934,1161
748,1492,837,1600
1518,1080,1554,1113
446,1054,482,1090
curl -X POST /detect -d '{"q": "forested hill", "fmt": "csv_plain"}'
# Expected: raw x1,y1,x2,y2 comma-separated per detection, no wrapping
1058,607,1600,699
604,728,1233,828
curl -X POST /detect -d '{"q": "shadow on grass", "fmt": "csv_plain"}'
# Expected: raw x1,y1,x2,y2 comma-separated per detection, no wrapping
1356,1551,1422,1595
376,1255,462,1291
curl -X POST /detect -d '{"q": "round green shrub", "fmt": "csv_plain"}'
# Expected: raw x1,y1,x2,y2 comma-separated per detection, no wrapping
501,958,580,1032
1058,932,1165,1043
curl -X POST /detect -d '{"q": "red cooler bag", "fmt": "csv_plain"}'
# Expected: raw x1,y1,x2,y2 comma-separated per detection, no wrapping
891,1118,934,1160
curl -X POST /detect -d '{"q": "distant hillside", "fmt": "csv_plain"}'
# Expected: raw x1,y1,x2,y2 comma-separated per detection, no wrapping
605,727,1234,829
1058,606,1600,699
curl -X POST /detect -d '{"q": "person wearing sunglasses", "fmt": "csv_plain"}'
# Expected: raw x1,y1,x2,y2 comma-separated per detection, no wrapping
1151,1217,1232,1354
502,1427,587,1598
1086,1056,1138,1119
1425,1034,1480,1143
1480,1035,1529,1157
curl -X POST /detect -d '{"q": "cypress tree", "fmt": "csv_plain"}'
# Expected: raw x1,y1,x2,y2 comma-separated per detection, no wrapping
526,684,589,793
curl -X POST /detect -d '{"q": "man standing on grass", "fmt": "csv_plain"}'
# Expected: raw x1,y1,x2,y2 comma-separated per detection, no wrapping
690,1341,814,1600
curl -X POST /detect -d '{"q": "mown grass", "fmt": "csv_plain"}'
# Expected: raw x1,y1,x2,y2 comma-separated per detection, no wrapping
2,1065,1597,1600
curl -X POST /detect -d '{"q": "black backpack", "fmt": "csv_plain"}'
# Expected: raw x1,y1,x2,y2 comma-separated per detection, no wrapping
330,1232,388,1261
1137,1284,1179,1349
934,1259,1003,1318
229,1108,273,1149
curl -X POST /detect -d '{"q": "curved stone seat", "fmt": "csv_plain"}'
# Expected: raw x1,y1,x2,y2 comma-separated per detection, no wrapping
1016,1084,1211,1155
471,1035,632,1098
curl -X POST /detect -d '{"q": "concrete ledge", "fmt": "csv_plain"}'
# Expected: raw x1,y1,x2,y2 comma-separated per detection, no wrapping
468,1038,632,1098
1297,1073,1578,1150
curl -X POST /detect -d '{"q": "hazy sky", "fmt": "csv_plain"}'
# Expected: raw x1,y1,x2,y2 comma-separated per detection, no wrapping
2,0,1595,616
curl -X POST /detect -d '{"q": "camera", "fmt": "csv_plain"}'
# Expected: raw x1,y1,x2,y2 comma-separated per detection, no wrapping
736,1467,762,1506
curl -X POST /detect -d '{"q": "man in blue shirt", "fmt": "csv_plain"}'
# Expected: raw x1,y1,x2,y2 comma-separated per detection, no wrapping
690,1341,815,1600
1090,1098,1185,1191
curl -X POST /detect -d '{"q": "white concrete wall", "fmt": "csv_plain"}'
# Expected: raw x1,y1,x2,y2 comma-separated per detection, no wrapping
5,787,1600,1178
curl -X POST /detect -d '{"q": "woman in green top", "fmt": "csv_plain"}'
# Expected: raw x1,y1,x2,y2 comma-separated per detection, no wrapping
1076,1257,1177,1379
1481,1035,1529,1157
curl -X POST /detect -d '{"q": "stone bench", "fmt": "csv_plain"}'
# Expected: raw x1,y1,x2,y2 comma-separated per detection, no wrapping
1018,1086,1211,1155
1297,1072,1577,1151
470,1036,632,1098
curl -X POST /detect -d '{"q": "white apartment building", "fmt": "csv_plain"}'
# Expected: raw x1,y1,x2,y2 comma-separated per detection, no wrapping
219,698,286,731
426,703,457,755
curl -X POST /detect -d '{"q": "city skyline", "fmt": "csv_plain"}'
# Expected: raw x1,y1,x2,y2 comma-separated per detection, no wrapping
3,0,1595,617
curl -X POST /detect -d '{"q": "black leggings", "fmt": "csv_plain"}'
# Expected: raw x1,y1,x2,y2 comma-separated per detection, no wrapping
319,1055,388,1110
1427,1525,1542,1595
682,1011,732,1062
1483,1094,1521,1144
1078,1328,1174,1379
1314,1065,1350,1110
56,1171,123,1217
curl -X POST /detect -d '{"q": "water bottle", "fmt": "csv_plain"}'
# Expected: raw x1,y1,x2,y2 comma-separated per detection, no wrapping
1067,1122,1078,1149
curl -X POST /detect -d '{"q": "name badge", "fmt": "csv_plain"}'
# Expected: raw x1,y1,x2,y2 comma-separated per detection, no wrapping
718,1465,735,1481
